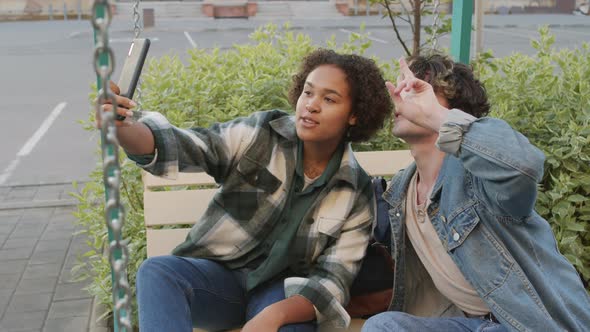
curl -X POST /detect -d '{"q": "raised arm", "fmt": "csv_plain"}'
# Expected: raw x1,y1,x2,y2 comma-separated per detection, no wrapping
439,113,545,217
97,82,265,182
388,59,545,217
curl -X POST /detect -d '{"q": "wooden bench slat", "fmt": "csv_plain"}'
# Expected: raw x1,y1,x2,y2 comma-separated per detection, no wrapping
141,150,413,190
143,171,216,188
144,189,217,226
355,150,412,177
146,228,191,257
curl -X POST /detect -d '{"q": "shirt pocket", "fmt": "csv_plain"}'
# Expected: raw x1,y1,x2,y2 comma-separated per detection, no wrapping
444,206,514,296
311,215,345,259
317,216,345,238
446,206,480,251
214,156,282,221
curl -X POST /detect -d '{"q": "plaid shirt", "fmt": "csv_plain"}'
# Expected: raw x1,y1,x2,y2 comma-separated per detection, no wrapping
130,110,374,328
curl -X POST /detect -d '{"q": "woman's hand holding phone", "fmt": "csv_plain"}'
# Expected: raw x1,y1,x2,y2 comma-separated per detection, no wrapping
95,81,137,129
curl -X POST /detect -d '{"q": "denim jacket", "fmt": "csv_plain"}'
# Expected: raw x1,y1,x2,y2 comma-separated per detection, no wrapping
382,116,590,331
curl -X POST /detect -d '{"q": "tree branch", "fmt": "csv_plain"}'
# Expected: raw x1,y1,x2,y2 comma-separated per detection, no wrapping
382,0,411,56
413,0,421,56
399,0,414,35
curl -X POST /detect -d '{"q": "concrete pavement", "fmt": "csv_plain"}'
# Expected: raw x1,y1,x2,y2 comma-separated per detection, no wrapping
0,8,589,332
0,184,94,332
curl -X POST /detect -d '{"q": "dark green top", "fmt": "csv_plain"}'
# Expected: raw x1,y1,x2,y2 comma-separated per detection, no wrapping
246,139,345,291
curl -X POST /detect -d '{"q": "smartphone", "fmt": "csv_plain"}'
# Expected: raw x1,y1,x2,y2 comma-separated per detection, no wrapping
116,38,151,121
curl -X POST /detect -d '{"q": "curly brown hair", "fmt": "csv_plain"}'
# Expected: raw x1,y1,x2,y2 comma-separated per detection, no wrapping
288,49,392,142
407,52,490,118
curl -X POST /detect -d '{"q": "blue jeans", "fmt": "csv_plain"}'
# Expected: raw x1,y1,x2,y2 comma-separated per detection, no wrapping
136,255,316,332
362,311,508,332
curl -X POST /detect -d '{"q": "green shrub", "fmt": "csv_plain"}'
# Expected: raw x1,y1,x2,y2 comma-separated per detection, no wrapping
475,27,590,287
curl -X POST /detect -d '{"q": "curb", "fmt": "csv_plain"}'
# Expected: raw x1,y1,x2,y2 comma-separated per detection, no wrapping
0,198,77,210
99,21,590,35
89,295,111,332
0,182,85,210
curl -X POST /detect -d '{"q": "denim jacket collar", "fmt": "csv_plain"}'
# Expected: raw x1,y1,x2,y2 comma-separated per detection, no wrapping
383,155,451,207
383,162,415,209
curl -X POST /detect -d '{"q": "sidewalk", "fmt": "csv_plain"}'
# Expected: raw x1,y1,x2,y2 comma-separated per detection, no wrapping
0,183,95,332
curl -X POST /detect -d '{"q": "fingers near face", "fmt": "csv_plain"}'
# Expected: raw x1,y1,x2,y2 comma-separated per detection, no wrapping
385,81,396,97
398,58,415,79
386,81,402,106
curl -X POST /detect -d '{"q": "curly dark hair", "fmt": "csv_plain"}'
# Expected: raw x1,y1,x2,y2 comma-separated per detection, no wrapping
288,49,392,142
407,52,490,118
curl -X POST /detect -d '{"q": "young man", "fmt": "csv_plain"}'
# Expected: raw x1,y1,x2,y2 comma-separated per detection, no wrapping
362,54,590,331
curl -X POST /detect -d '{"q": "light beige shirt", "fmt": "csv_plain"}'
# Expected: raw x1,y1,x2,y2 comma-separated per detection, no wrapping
405,172,490,316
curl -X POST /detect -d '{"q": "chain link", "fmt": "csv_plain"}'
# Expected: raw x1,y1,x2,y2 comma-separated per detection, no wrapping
91,0,133,330
132,0,144,114
132,0,142,38
431,0,441,50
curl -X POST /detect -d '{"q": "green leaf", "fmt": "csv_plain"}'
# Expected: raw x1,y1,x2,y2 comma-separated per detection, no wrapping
564,222,588,233
567,194,588,203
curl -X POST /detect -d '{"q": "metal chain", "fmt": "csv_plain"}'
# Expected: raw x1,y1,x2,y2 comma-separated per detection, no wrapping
431,0,441,50
132,0,144,114
132,0,142,38
91,1,133,331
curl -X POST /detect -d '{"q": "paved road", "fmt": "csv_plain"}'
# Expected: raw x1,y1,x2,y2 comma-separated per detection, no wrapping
0,14,589,187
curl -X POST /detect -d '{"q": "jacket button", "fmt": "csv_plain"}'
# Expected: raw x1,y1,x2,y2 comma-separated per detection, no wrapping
441,216,447,223
396,213,400,217
453,232,460,241
307,218,314,224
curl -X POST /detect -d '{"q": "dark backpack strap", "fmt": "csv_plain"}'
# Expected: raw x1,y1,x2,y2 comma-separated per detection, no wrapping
349,176,394,297
372,176,391,247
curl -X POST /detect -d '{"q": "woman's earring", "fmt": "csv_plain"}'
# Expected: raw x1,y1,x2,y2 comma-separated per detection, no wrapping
346,125,354,140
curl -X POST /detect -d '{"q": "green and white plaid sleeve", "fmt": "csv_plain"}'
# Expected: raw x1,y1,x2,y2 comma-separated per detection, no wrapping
126,111,270,182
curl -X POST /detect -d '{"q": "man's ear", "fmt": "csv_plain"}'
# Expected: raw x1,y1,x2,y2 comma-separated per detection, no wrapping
348,114,357,126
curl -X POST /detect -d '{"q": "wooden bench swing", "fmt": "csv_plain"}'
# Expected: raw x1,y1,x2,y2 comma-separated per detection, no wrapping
142,149,413,331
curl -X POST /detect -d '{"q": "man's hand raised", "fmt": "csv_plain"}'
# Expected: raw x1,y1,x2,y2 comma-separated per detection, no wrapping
386,58,450,133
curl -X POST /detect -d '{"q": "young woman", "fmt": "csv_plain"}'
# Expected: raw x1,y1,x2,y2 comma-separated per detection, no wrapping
98,49,392,332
